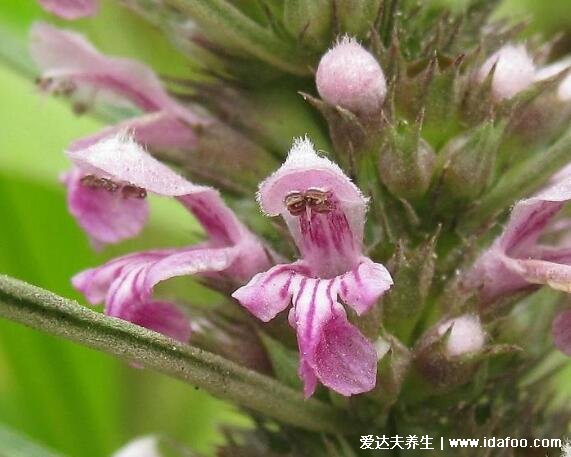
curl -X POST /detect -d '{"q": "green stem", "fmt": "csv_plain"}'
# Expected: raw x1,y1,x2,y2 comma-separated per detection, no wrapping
459,128,571,235
0,275,347,434
163,0,311,75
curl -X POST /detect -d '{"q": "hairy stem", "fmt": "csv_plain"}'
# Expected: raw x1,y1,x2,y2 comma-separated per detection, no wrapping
0,275,347,434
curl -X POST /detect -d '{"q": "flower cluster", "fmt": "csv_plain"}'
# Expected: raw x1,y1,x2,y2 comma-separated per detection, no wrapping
23,0,571,453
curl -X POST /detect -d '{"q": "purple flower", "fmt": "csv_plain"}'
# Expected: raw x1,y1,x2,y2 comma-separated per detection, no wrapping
37,0,98,20
30,23,200,122
71,134,271,341
464,178,571,305
233,138,393,397
30,24,208,244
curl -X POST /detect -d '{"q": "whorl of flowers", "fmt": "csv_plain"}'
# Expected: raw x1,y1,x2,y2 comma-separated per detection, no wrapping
11,0,571,454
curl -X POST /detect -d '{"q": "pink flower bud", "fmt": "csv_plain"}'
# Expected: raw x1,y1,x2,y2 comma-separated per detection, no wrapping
437,315,486,357
316,36,387,115
478,44,536,100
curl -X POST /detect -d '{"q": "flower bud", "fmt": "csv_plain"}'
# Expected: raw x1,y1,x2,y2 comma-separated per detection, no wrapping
478,44,536,100
440,121,503,201
436,315,486,358
383,234,438,342
413,314,486,391
284,0,333,51
378,121,435,199
316,37,387,116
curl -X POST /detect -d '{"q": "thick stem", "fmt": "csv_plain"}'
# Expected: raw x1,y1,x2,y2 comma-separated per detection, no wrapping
0,275,347,434
163,0,311,76
459,128,571,235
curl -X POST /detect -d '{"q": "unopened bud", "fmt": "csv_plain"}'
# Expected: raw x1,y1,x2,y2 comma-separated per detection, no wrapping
440,121,503,201
316,36,387,116
414,314,486,391
284,0,332,50
437,315,486,358
478,44,536,100
378,122,435,199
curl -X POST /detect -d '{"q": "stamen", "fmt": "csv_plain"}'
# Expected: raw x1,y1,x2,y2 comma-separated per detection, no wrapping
285,191,306,216
121,185,147,199
304,188,332,214
285,189,333,216
80,174,119,192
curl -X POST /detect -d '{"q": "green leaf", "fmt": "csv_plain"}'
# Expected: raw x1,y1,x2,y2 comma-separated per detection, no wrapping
0,275,349,435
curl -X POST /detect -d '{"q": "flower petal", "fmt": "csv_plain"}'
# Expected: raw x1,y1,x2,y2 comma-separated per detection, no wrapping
73,244,246,341
129,301,191,342
65,167,149,245
68,134,255,248
258,137,366,216
142,246,238,295
38,0,98,20
553,310,571,356
67,134,209,197
258,137,368,277
30,23,201,124
231,263,310,322
291,278,376,397
311,309,377,396
69,112,198,153
338,258,393,315
466,178,571,302
72,250,173,305
73,250,191,341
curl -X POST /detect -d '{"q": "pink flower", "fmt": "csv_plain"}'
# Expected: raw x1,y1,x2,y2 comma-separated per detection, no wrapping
464,177,571,304
30,23,209,245
478,44,536,100
233,138,393,397
30,23,200,122
71,135,271,340
38,0,98,20
315,36,387,115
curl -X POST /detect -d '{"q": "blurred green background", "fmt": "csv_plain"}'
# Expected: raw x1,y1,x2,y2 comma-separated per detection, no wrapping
0,0,570,455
